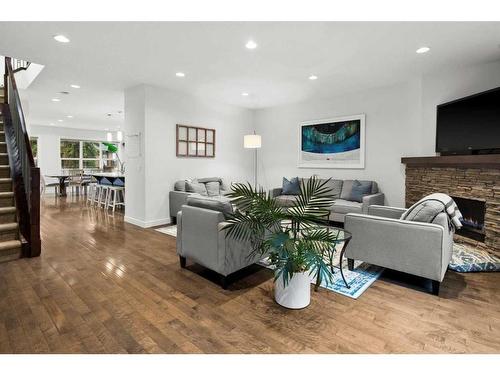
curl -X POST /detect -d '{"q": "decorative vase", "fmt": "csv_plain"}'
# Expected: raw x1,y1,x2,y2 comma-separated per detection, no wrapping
274,271,311,309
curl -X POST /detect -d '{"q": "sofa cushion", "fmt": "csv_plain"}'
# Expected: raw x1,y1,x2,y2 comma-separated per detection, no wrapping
275,195,300,207
322,179,343,198
330,199,363,215
186,181,208,196
197,177,222,184
401,200,446,226
205,181,221,196
282,177,300,195
340,180,376,200
349,180,373,203
186,195,234,219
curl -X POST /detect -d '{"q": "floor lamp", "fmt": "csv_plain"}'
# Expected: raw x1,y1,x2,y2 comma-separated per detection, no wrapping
244,133,262,189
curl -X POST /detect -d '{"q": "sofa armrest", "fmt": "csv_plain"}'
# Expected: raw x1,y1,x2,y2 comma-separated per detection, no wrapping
345,213,448,281
361,193,385,213
367,204,406,219
270,187,283,198
169,191,192,218
176,211,183,255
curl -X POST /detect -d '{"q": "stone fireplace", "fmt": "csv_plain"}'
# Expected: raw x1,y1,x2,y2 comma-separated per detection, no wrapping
401,155,499,258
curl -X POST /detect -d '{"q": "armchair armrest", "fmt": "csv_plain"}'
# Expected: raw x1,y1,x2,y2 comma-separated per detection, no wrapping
345,213,451,282
361,193,385,213
270,187,283,198
169,190,192,218
367,204,406,219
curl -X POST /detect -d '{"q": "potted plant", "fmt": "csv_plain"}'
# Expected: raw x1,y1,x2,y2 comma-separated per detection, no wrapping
224,177,341,309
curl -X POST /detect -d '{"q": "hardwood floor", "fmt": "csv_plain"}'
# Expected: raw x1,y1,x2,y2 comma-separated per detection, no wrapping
0,195,499,353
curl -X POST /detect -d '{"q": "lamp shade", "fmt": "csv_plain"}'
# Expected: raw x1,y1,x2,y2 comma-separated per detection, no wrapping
244,134,262,149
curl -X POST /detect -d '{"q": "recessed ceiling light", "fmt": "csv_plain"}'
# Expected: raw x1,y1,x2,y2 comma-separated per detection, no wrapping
70,84,80,89
53,34,70,43
58,119,63,122
66,115,73,119
241,92,249,96
50,123,55,126
309,75,318,80
51,98,61,102
245,40,258,49
175,72,185,77
416,47,430,54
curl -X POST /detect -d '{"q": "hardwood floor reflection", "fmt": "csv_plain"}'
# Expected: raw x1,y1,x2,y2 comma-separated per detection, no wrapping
0,195,499,353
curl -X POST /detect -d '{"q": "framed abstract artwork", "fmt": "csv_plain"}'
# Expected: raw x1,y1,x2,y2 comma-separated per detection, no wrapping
298,114,365,169
176,124,216,158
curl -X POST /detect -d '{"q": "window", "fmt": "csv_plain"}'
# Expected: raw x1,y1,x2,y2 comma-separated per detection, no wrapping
60,139,119,170
30,137,38,166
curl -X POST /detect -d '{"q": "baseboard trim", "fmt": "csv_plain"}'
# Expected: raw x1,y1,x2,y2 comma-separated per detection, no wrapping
124,216,171,228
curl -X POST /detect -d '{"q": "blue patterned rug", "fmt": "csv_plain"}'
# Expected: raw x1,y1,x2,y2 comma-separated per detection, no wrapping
449,243,500,272
259,257,383,299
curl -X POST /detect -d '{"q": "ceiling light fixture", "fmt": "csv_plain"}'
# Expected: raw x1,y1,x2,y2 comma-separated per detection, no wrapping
117,130,123,142
53,34,70,43
51,98,61,102
241,92,249,96
245,40,258,49
66,115,73,118
416,46,430,54
309,75,318,80
175,72,185,77
106,132,113,142
70,84,80,89
58,119,63,122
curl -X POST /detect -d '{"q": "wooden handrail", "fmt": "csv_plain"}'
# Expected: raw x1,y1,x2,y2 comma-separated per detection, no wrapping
3,56,41,257
5,57,36,167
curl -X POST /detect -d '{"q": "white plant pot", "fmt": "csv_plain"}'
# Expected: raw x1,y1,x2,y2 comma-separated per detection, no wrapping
274,271,311,309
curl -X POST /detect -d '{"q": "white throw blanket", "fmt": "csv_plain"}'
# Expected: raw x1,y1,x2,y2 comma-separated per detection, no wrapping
401,193,463,230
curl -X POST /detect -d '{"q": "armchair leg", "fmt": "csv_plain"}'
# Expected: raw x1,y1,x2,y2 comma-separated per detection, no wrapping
220,275,229,290
347,258,354,271
431,280,440,296
179,256,186,269
171,216,177,225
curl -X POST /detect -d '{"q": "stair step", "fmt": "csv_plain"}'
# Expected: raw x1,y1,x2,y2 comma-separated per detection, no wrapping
0,165,10,178
0,239,22,263
0,206,16,214
0,222,18,232
0,191,14,208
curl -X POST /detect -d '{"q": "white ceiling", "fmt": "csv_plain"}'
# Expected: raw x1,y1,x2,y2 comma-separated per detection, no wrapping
0,22,499,130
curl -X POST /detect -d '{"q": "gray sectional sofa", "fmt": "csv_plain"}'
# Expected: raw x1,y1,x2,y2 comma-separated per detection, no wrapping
270,178,385,222
169,177,230,224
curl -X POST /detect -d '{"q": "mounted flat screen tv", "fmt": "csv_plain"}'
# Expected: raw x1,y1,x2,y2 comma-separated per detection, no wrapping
436,86,500,155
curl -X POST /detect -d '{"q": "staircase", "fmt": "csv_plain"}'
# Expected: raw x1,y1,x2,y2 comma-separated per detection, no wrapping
0,97,22,262
0,56,41,262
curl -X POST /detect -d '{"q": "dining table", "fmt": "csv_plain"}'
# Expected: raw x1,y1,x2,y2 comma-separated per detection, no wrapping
45,173,72,196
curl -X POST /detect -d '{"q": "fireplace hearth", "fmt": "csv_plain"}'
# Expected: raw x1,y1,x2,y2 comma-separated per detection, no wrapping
452,196,486,242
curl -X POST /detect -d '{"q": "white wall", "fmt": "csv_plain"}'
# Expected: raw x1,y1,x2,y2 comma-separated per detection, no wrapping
253,59,500,207
124,84,254,227
254,81,422,207
29,124,111,182
420,60,500,155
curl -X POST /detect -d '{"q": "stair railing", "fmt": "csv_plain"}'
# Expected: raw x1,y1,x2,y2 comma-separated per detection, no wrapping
2,56,41,257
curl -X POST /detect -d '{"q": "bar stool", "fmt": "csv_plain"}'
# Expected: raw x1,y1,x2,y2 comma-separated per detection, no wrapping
92,184,102,206
99,185,111,208
86,183,97,205
107,186,125,212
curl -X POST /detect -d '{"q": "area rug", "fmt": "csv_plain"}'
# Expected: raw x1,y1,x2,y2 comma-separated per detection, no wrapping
259,253,383,300
449,242,500,272
155,225,177,237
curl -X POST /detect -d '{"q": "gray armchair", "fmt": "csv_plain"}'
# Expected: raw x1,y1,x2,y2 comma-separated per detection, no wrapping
176,197,262,289
344,205,454,295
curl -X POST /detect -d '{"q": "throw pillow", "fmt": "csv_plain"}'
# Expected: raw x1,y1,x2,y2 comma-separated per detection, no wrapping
401,200,445,224
349,180,372,203
282,177,300,195
205,181,221,196
186,181,208,196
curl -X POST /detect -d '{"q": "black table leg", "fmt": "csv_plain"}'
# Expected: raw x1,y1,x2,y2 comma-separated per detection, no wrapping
339,237,352,289
59,178,67,196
